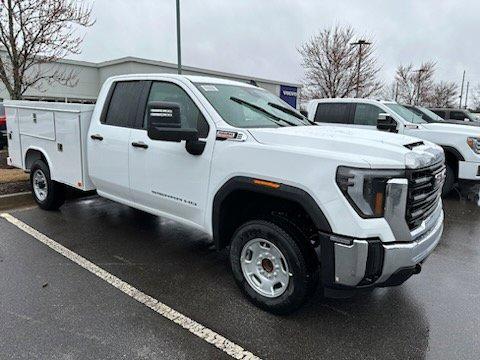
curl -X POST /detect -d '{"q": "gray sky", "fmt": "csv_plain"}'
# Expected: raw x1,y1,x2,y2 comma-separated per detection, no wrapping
75,0,479,89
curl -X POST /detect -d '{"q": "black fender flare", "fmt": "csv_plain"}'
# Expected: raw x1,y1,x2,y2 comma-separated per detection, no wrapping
440,146,464,162
212,176,332,249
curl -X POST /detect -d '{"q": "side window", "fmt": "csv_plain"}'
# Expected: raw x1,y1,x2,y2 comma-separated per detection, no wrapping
449,111,466,121
103,81,143,128
145,82,210,138
314,103,352,124
353,104,383,126
432,110,446,119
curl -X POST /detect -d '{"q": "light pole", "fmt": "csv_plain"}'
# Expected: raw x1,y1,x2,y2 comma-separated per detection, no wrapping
459,70,466,108
351,40,371,98
176,0,182,74
465,81,470,109
413,68,427,105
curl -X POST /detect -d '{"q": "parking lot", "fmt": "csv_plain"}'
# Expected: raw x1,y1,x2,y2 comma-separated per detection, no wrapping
0,194,479,359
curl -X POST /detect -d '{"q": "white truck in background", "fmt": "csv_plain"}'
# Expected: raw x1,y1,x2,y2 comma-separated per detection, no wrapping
307,98,480,196
5,74,445,313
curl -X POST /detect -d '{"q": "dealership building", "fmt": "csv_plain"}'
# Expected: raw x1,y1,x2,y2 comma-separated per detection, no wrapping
0,56,300,108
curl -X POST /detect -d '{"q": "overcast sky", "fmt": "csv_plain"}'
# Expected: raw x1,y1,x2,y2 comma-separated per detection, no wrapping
74,0,479,89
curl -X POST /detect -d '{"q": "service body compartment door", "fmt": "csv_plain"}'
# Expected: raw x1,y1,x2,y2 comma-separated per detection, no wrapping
18,109,55,140
5,107,22,168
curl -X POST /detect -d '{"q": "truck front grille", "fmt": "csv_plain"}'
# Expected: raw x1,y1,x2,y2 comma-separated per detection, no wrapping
406,161,445,230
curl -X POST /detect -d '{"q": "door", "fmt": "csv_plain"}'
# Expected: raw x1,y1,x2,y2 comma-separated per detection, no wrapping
129,80,214,228
88,80,144,202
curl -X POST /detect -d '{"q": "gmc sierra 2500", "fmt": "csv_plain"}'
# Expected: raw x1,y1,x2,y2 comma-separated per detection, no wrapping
5,74,445,313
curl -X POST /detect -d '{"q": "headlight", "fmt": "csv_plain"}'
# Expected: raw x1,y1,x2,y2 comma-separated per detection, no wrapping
467,137,480,154
336,167,405,218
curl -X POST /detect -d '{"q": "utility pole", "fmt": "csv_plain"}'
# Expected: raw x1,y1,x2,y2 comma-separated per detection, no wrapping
465,81,470,109
459,70,465,108
351,40,371,98
176,0,182,74
413,68,426,105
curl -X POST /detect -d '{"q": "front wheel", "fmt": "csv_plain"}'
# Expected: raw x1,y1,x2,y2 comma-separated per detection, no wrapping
229,220,318,314
30,159,65,210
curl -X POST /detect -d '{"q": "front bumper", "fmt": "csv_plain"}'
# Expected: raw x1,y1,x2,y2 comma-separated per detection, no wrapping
319,203,444,289
458,160,480,181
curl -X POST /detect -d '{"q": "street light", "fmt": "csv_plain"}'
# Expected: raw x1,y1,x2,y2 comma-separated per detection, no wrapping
413,68,427,105
351,40,371,98
176,0,182,74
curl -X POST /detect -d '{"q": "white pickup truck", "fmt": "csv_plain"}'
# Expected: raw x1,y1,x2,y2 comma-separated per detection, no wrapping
5,74,445,313
307,98,480,196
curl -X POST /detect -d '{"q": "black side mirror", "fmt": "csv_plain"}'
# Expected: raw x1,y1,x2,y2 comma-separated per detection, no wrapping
377,113,398,133
147,101,206,155
147,101,197,142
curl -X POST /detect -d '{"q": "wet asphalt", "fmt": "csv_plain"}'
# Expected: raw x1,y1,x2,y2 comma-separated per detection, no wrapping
0,195,479,360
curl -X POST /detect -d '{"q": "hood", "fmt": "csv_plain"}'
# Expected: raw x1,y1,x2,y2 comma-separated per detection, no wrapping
248,126,443,169
422,122,480,136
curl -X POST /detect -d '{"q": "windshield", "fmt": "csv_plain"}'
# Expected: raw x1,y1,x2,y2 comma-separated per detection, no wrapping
195,83,310,128
464,110,480,122
386,103,427,124
417,106,444,122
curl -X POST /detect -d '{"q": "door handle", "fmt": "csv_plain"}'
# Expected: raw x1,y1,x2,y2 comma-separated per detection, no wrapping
131,141,148,149
90,134,103,141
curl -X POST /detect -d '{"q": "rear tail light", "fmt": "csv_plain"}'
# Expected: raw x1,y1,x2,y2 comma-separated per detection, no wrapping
0,116,6,126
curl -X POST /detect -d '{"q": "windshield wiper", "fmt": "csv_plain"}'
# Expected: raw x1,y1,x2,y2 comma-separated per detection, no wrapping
230,97,297,127
267,102,316,125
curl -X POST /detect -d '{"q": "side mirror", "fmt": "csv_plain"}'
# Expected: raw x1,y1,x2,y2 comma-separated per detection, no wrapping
147,101,198,142
377,113,398,133
146,101,206,155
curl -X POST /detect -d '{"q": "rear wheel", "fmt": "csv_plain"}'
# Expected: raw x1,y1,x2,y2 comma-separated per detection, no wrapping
229,220,318,314
442,163,455,196
30,160,65,210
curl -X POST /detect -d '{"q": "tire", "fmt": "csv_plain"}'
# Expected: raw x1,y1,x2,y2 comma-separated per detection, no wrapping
229,220,318,314
442,163,455,196
30,159,65,210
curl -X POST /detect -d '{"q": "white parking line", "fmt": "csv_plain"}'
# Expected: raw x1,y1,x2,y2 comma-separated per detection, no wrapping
0,212,261,360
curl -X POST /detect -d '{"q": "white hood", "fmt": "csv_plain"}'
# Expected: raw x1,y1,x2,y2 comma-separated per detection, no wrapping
422,122,480,136
248,126,443,169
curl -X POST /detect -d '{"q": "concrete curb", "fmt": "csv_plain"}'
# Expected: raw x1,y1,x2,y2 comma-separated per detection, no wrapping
0,191,34,211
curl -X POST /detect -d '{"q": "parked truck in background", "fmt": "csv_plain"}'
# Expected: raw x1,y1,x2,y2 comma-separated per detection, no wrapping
307,98,480,196
5,74,445,313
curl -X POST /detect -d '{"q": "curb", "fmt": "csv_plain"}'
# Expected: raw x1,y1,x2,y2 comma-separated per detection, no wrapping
0,191,34,211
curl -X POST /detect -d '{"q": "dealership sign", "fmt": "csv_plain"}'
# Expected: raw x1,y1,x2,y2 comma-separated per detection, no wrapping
280,85,298,108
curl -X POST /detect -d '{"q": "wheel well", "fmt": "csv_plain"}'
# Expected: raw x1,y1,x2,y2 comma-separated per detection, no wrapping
443,148,460,179
25,149,48,171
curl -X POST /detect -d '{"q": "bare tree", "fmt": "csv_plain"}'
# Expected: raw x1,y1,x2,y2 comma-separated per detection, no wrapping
381,82,398,101
0,0,94,99
298,25,382,100
427,81,458,107
472,84,480,111
395,61,436,105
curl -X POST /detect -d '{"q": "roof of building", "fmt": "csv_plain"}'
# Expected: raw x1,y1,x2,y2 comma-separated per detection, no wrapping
58,56,301,87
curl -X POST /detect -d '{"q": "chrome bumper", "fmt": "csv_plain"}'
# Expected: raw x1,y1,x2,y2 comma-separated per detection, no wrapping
328,203,443,288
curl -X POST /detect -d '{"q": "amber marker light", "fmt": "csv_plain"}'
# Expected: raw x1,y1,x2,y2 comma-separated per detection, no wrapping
253,179,281,189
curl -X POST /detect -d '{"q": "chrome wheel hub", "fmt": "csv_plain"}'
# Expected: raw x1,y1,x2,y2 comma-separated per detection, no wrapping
240,238,291,298
33,170,48,201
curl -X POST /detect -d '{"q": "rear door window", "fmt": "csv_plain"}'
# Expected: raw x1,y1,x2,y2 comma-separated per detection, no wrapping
449,111,467,121
314,103,353,124
353,104,383,126
103,81,144,128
